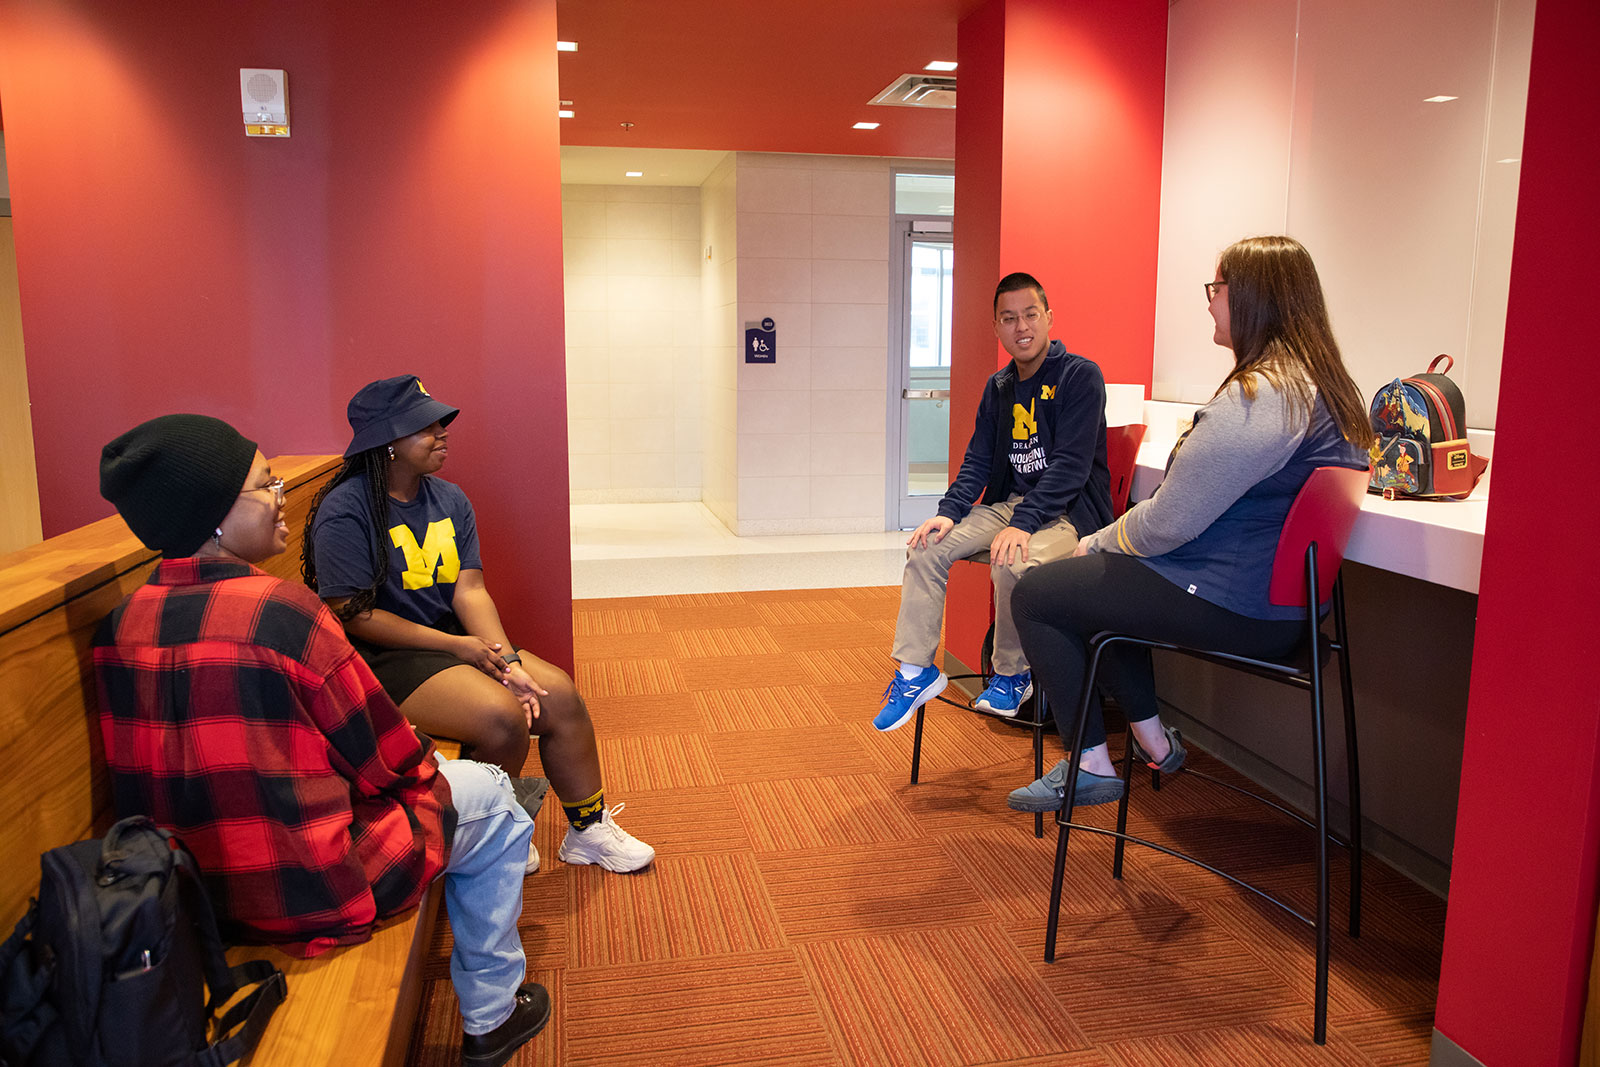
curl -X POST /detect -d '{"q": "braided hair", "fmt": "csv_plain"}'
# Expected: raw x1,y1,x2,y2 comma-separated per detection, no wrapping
301,447,393,621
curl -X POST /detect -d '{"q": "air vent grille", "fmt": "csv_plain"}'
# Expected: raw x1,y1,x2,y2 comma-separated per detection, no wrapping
869,74,956,110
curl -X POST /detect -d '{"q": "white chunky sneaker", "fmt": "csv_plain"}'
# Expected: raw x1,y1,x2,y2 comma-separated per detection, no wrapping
557,803,656,872
525,840,541,875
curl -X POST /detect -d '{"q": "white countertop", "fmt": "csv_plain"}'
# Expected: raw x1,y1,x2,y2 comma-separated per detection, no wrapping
1127,400,1489,594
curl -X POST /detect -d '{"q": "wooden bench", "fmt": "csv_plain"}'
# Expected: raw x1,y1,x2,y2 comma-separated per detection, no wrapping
0,454,455,1067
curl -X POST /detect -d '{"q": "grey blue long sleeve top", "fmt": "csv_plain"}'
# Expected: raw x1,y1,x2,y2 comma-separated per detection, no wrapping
1079,377,1368,620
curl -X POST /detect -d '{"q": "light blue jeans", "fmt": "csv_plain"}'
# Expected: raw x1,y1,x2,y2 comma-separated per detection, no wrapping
436,758,533,1035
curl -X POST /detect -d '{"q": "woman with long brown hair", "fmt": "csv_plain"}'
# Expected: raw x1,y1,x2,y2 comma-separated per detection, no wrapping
1005,236,1372,813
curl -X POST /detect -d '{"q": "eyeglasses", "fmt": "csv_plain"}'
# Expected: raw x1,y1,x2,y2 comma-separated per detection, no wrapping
1204,281,1228,301
243,476,286,505
996,308,1044,329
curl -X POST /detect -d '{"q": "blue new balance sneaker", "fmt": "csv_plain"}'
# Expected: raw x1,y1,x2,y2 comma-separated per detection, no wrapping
872,665,948,732
973,671,1033,718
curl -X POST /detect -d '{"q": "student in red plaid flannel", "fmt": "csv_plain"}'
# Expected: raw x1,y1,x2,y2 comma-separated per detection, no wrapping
94,414,547,1067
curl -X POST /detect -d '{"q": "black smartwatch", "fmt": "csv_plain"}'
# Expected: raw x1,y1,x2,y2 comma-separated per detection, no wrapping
502,652,523,667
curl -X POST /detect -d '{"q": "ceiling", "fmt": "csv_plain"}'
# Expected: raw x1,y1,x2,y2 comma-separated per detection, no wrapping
554,0,976,160
559,146,729,186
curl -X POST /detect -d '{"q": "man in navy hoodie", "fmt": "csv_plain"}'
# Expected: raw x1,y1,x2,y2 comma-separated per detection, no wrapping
873,272,1114,730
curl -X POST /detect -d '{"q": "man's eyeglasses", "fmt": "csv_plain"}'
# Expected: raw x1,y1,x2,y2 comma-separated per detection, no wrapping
244,476,286,505
997,308,1044,329
1204,281,1228,301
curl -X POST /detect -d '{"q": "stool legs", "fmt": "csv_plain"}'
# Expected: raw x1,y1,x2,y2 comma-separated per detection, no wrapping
1112,720,1134,881
1031,691,1047,839
1045,639,1110,963
1306,549,1331,1045
909,705,926,785
1333,576,1362,938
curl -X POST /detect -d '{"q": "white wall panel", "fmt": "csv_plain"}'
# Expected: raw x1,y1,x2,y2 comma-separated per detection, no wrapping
1154,0,1299,402
563,182,705,504
1155,0,1530,427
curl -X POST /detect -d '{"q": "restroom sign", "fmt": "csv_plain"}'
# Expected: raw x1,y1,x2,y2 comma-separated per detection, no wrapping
744,318,777,363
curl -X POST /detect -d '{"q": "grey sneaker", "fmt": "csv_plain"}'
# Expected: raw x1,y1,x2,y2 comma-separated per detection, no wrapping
1129,724,1186,774
511,776,550,821
1007,759,1125,812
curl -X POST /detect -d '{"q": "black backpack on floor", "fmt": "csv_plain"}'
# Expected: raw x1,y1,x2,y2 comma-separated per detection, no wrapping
0,816,286,1067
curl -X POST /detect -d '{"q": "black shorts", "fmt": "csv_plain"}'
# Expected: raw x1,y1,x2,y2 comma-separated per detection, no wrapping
351,613,476,705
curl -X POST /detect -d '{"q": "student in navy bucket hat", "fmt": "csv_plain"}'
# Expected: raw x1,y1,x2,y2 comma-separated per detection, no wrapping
303,374,656,875
343,375,460,458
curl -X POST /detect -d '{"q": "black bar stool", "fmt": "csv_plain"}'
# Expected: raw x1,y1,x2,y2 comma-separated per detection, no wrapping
1043,464,1369,1045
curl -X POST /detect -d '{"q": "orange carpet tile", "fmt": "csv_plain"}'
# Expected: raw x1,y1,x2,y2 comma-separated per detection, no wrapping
406,587,1442,1066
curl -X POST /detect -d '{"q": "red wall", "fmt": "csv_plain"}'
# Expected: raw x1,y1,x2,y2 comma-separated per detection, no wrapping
0,1,573,668
947,0,1165,670
1433,0,1600,1060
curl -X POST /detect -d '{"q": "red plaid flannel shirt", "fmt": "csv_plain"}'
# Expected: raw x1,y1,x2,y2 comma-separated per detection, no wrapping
92,557,454,957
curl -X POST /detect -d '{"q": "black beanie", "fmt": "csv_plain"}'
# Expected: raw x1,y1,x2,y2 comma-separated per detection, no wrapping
99,414,259,557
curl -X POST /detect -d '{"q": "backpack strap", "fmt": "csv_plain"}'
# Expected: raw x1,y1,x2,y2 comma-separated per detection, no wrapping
1428,353,1454,374
193,962,288,1067
0,901,58,1064
167,842,288,1067
168,844,242,1016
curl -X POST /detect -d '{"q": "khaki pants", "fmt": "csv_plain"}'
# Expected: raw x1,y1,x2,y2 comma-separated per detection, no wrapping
890,496,1080,676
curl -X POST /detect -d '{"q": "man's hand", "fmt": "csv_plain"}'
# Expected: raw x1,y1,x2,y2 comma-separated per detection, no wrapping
1072,539,1090,558
504,664,548,729
989,526,1032,566
907,516,954,550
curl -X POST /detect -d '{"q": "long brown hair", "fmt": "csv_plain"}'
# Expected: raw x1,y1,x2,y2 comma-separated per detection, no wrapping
1216,236,1372,448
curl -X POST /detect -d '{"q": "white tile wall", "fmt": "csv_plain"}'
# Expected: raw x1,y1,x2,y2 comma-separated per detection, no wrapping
700,155,739,529
729,154,900,535
563,183,704,505
567,153,932,530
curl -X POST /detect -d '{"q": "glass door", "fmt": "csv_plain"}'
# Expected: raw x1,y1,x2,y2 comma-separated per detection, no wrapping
894,225,953,528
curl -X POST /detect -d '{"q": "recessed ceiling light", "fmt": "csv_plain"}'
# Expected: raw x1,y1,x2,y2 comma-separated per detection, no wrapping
556,41,577,52
1423,95,1459,103
924,60,958,71
624,171,643,178
853,122,880,130
558,109,574,119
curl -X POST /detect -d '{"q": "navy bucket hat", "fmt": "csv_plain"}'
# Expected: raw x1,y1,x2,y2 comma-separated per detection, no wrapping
344,375,459,458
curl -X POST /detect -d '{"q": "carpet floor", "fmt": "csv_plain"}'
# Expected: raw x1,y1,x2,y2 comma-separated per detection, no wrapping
405,587,1442,1066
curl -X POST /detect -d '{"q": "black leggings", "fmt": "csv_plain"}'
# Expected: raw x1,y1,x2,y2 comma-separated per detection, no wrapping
1011,553,1304,749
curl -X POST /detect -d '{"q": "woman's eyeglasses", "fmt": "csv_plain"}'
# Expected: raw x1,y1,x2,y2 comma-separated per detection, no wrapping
1204,281,1228,301
243,476,286,505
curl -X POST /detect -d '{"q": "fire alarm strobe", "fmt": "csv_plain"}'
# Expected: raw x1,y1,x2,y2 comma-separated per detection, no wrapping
241,68,290,138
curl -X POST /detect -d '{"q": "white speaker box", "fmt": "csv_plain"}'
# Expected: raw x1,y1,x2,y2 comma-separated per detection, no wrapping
240,68,289,136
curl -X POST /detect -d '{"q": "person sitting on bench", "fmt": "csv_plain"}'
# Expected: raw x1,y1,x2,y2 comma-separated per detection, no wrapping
94,414,548,1067
872,272,1114,731
303,374,654,874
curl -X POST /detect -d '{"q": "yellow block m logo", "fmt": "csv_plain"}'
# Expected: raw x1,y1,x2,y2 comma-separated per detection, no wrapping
1040,385,1056,400
1012,399,1038,441
390,519,461,590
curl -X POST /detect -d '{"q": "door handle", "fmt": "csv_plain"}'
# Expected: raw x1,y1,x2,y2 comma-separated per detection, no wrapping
902,389,953,399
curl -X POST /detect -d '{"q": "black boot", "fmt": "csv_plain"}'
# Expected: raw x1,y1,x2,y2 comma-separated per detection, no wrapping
462,982,551,1067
